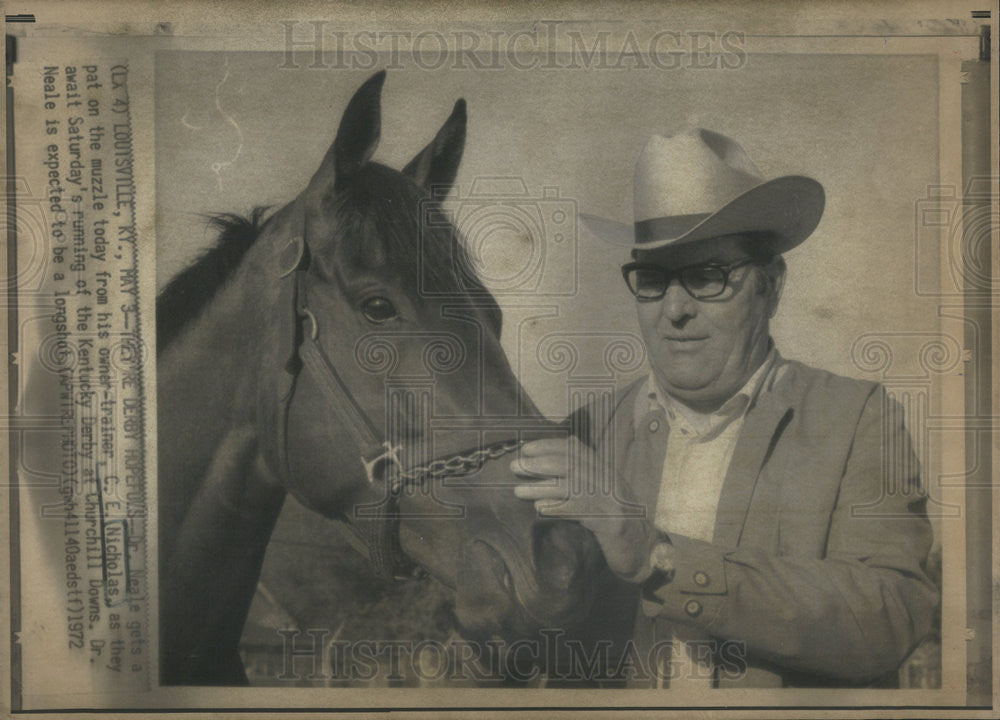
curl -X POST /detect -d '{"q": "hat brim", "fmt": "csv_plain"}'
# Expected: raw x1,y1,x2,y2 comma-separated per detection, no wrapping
581,175,825,255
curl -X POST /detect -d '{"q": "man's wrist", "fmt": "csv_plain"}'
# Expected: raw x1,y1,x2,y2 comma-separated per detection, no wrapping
640,539,676,597
611,524,670,584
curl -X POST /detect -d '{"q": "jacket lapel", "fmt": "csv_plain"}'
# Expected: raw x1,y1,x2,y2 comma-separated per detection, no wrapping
712,366,795,550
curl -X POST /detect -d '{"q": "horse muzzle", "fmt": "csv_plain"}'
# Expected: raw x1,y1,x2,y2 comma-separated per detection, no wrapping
395,445,603,641
456,519,600,636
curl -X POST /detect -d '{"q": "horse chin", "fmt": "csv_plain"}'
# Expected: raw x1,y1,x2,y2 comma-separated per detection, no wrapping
452,540,534,642
530,521,599,622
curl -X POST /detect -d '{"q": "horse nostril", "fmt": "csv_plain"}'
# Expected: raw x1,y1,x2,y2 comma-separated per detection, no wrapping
533,522,582,592
453,540,518,640
501,565,514,593
471,539,515,597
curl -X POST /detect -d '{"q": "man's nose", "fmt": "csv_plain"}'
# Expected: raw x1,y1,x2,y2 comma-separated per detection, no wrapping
660,279,696,323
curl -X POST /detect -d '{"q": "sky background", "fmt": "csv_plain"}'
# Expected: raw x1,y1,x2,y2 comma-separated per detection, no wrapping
155,50,942,419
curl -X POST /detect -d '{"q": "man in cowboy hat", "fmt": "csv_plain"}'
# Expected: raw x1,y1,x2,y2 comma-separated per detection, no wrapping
511,128,937,687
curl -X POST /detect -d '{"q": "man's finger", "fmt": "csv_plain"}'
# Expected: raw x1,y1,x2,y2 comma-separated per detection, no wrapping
513,483,566,501
535,497,585,516
509,456,567,479
519,438,574,457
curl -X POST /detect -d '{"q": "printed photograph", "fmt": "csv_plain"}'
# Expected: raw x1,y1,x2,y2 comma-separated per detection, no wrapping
4,3,993,715
153,46,949,690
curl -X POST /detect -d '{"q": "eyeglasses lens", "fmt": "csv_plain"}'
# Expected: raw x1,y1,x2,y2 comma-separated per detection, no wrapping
680,266,726,298
626,265,728,300
629,268,667,299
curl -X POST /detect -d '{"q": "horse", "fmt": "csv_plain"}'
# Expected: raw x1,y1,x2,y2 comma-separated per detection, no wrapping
156,70,606,685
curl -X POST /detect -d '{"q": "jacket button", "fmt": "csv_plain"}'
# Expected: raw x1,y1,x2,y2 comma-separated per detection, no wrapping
685,599,703,617
693,571,710,587
648,419,660,433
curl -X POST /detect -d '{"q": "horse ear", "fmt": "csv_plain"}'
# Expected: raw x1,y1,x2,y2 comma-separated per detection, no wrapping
403,99,466,192
312,70,386,191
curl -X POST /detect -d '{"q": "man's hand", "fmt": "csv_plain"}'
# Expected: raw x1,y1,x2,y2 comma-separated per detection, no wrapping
511,437,659,581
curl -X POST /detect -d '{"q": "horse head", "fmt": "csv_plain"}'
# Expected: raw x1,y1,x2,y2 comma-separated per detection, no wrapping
245,72,602,643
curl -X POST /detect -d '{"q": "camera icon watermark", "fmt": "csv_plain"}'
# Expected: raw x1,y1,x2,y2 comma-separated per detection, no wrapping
4,176,53,296
420,177,578,298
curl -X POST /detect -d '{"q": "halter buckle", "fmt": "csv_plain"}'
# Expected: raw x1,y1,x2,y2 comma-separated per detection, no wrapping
298,307,319,341
363,441,404,487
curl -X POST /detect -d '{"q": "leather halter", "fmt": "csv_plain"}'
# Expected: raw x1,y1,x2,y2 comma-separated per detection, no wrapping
268,233,524,581
270,234,418,579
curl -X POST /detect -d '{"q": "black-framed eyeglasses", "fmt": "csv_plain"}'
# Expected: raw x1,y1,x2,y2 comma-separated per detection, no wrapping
621,257,757,301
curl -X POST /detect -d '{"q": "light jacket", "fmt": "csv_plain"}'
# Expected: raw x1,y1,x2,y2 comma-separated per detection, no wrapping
578,353,938,688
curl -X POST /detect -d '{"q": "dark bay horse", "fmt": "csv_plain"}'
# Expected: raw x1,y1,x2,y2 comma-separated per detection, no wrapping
156,71,603,684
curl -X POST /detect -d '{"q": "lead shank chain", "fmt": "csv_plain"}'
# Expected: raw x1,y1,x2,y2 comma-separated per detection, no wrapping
390,439,522,492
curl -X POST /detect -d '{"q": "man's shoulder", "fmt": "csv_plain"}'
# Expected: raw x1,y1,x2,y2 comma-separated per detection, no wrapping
767,357,890,442
567,357,883,441
773,357,880,410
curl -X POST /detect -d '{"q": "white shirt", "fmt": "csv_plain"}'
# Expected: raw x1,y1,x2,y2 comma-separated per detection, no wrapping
634,347,778,689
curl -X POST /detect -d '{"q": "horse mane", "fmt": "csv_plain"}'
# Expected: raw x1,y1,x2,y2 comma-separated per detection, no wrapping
157,166,502,354
156,207,271,352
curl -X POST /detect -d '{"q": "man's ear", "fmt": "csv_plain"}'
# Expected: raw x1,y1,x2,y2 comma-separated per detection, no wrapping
763,256,786,318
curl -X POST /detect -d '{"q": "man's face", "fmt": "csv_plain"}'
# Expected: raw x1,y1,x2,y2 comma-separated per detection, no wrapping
633,236,783,412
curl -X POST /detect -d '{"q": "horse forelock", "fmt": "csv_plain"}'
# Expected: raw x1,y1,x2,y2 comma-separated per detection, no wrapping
327,163,504,336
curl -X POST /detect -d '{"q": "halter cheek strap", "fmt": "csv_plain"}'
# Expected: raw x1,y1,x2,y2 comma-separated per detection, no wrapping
267,233,418,580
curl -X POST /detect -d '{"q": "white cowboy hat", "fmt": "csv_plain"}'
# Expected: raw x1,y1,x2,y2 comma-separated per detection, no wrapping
581,128,825,254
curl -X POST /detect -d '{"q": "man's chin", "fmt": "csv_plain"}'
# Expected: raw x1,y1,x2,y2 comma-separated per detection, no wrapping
657,377,717,400
663,385,712,403
656,365,718,394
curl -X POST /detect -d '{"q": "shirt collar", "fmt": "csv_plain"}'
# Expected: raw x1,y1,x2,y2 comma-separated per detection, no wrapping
636,344,779,438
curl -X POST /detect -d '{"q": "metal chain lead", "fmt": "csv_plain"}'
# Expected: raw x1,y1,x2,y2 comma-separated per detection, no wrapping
393,438,522,487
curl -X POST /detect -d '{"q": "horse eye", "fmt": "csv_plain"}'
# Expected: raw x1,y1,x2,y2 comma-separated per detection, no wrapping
361,296,397,324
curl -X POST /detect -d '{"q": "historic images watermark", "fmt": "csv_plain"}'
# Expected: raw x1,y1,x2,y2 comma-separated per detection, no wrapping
279,22,748,71
419,179,578,298
843,177,1000,517
275,628,748,685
